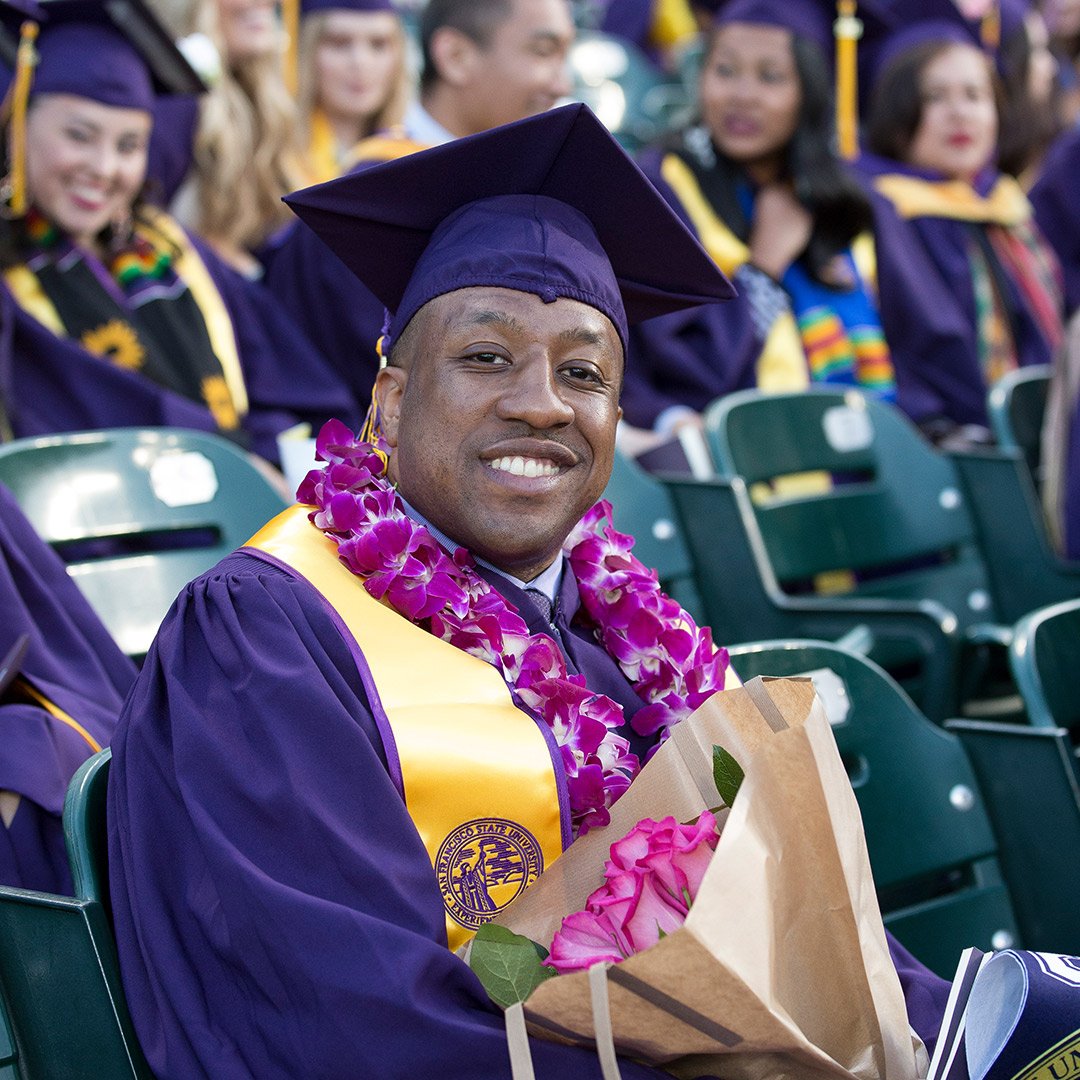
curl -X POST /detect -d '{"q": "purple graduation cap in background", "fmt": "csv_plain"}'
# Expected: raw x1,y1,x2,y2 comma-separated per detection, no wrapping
300,0,396,13
0,0,204,111
284,103,736,357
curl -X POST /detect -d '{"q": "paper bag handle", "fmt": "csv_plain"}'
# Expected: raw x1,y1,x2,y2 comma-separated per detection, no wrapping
503,967,623,1080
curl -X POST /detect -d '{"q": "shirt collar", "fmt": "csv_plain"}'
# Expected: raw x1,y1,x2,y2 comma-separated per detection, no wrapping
403,102,456,148
397,496,565,603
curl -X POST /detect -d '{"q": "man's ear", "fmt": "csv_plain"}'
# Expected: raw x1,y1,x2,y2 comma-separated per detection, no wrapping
375,365,407,448
428,25,481,88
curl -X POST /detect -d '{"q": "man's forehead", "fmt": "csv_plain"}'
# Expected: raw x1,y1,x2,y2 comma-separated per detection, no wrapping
421,287,622,348
496,0,574,41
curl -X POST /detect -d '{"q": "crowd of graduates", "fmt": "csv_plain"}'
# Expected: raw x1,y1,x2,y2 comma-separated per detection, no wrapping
0,0,1079,1034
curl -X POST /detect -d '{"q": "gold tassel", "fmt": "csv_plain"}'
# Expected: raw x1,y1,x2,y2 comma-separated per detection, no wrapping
8,20,39,217
834,0,862,162
282,0,299,96
980,4,1001,50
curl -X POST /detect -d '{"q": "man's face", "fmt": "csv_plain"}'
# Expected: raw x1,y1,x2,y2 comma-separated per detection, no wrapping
377,287,623,580
464,0,575,132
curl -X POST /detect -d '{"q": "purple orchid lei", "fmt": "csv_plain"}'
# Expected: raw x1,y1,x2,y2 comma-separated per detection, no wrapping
297,420,730,839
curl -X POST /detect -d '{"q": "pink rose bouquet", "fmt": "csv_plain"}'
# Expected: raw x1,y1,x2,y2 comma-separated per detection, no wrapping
544,811,721,974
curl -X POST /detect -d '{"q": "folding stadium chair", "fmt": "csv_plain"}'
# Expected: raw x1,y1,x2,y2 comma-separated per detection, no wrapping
1008,598,1080,732
665,388,1007,720
601,449,705,623
987,364,1051,484
0,429,289,661
946,718,1080,955
0,747,150,1080
729,640,1019,977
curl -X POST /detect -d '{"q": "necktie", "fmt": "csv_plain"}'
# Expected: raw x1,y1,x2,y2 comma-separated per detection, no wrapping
526,588,553,624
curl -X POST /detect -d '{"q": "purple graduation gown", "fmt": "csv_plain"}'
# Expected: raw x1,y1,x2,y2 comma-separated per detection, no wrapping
261,215,391,423
108,538,948,1079
1030,127,1080,319
858,153,1057,428
0,482,135,894
0,226,361,463
619,148,764,430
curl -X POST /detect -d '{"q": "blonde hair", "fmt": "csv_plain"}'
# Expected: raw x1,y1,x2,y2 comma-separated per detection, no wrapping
295,10,410,155
150,0,301,257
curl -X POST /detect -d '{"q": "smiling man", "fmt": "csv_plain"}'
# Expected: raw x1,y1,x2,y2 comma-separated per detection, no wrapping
107,105,947,1080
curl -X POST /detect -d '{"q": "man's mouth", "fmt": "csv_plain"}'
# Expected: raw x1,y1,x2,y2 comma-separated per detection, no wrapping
487,455,563,479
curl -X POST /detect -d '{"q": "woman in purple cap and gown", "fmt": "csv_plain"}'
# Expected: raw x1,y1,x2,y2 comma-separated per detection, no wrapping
622,0,897,439
292,0,411,185
0,481,135,894
858,0,1064,446
0,0,357,464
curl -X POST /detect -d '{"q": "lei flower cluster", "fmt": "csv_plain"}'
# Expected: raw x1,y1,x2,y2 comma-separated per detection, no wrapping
298,420,729,837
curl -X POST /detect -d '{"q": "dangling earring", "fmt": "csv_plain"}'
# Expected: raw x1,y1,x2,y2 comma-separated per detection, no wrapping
108,206,133,253
0,175,16,220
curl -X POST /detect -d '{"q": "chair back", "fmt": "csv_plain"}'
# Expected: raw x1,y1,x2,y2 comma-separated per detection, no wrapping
946,718,1080,954
705,390,996,630
987,365,1051,484
0,429,288,660
1010,598,1080,731
64,749,112,913
729,639,1018,976
601,450,703,622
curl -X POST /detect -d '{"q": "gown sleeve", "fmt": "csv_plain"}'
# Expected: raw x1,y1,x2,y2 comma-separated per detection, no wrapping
106,553,668,1080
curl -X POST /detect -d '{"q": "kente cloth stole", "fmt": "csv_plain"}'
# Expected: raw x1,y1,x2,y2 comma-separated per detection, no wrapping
244,506,564,953
2,208,246,432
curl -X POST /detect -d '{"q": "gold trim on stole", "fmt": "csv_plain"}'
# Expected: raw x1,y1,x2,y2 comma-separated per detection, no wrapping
659,153,810,392
244,506,564,951
873,173,1031,226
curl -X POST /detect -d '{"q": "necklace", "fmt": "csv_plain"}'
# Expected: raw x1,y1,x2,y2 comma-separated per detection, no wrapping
298,421,730,838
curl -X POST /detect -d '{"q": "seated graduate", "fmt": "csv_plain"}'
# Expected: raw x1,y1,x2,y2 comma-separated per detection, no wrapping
262,0,576,422
0,481,135,895
108,103,949,1080
292,0,411,186
859,0,1064,447
622,0,896,440
1030,126,1080,318
0,0,357,463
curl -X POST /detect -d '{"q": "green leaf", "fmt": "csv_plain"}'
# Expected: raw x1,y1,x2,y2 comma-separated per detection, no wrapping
469,922,556,1008
713,744,745,808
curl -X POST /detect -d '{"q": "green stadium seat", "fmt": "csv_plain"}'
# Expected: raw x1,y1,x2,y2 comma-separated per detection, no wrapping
730,639,1019,977
945,718,1080,954
0,428,289,661
987,364,1051,484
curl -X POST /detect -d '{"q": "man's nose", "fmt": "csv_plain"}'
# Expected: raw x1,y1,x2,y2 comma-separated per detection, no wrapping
550,58,573,101
496,362,575,429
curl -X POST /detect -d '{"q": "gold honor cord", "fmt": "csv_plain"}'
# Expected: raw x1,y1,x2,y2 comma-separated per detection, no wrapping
14,678,102,754
245,507,564,951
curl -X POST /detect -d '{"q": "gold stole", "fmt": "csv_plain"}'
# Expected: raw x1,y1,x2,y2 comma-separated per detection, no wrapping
659,153,810,393
244,506,564,951
872,173,1031,226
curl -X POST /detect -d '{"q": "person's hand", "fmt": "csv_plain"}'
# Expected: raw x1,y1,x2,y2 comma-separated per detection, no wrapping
748,183,813,280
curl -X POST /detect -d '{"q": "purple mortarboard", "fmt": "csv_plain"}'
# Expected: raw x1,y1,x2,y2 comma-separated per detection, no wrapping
0,0,203,111
284,104,736,357
301,0,396,13
868,0,984,92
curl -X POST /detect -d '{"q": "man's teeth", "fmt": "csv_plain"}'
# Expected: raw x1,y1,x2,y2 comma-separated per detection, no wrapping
488,456,561,478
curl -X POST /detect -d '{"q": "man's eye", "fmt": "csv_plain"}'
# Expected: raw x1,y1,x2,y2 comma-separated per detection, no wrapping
564,365,603,384
466,351,505,364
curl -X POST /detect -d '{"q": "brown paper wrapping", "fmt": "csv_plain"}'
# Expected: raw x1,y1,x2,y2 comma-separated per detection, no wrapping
491,677,925,1080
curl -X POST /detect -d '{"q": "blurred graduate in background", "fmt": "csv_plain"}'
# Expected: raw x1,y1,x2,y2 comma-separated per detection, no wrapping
0,0,356,463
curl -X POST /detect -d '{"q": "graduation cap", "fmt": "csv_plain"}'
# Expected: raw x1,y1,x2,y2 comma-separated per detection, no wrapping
0,0,204,215
709,0,896,159
867,0,985,94
284,103,736,359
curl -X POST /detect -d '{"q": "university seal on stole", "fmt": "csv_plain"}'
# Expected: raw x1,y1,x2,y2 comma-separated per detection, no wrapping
436,818,544,930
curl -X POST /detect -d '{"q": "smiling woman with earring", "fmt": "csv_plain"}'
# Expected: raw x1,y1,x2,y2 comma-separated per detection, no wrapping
859,0,1064,448
0,0,355,464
